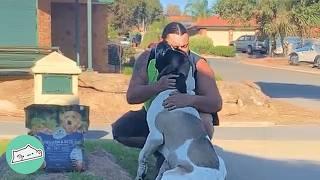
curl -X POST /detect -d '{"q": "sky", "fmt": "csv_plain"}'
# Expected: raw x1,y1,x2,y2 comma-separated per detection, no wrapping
160,0,217,12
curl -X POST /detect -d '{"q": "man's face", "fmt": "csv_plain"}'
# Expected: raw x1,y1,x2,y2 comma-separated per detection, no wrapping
165,33,189,54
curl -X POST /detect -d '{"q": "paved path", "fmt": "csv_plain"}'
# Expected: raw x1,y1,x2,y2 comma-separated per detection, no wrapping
209,58,320,110
1,121,320,180
2,121,320,141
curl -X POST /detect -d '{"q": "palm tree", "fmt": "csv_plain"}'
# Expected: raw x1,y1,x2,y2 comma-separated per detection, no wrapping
256,0,297,55
184,0,211,19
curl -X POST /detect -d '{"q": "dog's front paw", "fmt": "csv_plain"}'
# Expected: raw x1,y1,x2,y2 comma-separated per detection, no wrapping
136,162,148,180
135,176,144,180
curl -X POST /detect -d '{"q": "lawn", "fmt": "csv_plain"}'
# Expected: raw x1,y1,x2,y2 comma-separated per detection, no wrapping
0,139,9,156
0,139,157,180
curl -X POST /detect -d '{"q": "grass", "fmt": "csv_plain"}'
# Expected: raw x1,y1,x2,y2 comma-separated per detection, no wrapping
84,140,157,179
0,139,9,156
0,139,157,180
122,66,133,75
215,74,223,81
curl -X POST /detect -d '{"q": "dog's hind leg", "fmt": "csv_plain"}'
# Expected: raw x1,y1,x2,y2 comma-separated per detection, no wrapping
136,129,164,180
155,159,170,180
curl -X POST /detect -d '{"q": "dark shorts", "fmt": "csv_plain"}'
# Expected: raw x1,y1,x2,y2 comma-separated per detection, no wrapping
112,108,149,148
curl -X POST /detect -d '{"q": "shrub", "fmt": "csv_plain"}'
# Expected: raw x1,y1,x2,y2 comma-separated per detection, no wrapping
190,35,214,54
122,46,136,65
210,46,236,57
122,66,133,75
140,31,161,48
215,74,223,81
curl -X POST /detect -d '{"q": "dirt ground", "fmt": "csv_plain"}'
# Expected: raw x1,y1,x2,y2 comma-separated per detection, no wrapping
0,72,319,125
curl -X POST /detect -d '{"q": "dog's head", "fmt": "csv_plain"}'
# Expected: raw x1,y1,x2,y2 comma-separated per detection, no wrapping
155,41,190,93
60,111,82,133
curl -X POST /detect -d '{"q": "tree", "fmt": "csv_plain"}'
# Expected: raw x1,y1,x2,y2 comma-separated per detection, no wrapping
166,4,181,16
214,0,256,23
109,0,134,34
109,0,163,34
184,0,211,18
214,0,320,56
291,1,320,38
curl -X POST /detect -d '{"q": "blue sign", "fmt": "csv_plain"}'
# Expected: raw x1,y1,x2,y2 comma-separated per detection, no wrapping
36,128,84,172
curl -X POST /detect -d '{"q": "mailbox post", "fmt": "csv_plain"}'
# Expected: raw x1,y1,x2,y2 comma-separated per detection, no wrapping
31,52,82,105
28,52,89,172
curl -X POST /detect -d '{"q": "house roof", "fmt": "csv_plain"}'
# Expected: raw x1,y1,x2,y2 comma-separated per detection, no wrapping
167,15,195,29
167,15,194,23
194,15,257,28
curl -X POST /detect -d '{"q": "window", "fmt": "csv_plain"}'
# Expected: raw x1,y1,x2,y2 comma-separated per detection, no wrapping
238,36,245,41
245,36,253,41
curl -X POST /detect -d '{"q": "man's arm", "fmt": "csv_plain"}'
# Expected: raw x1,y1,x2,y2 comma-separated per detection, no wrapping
126,50,160,104
190,59,222,113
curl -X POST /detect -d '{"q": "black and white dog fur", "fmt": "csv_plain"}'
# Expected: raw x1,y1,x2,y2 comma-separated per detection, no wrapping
136,42,227,180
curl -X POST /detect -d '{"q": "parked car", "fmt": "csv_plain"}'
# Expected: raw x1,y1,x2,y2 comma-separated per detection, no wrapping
273,36,318,55
288,42,320,68
119,36,131,46
232,35,269,54
273,36,303,55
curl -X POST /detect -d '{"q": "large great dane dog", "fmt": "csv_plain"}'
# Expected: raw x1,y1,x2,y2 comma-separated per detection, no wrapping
136,42,227,180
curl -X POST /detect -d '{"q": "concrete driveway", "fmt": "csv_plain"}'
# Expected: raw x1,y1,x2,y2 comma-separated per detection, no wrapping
215,140,320,180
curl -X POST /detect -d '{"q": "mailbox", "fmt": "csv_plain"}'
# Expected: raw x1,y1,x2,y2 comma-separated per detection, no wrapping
31,52,82,105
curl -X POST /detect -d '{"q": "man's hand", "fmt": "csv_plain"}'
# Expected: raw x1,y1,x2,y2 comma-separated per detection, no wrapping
162,90,194,111
155,74,179,92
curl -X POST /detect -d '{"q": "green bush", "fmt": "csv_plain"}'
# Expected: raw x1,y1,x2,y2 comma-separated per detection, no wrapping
210,46,236,57
122,66,133,75
190,35,214,54
148,18,169,34
122,46,136,65
140,31,161,48
107,25,119,41
140,18,168,48
215,74,223,81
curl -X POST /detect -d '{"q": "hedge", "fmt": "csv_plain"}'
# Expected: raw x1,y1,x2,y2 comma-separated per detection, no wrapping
210,46,236,57
189,35,214,54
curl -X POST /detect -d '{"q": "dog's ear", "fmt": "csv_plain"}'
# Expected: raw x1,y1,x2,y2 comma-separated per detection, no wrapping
178,58,190,78
176,74,187,93
155,41,171,73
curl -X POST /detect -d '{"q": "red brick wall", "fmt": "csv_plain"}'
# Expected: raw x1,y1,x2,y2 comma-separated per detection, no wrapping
38,0,52,47
51,3,109,72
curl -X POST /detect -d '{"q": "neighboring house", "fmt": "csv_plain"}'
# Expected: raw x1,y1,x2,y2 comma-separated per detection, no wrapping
167,15,195,29
0,0,113,72
188,15,258,46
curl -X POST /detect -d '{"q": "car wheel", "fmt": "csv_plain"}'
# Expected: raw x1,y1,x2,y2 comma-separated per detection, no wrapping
314,55,320,69
289,53,299,65
247,46,253,55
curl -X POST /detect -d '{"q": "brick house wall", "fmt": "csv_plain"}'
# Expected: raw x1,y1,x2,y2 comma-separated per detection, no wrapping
51,2,109,72
38,0,52,47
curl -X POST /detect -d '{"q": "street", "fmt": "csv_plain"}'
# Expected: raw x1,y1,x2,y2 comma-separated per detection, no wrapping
209,58,320,110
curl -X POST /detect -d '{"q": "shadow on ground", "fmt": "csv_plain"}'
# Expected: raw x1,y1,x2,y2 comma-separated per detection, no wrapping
215,146,320,180
256,82,320,101
84,130,109,139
